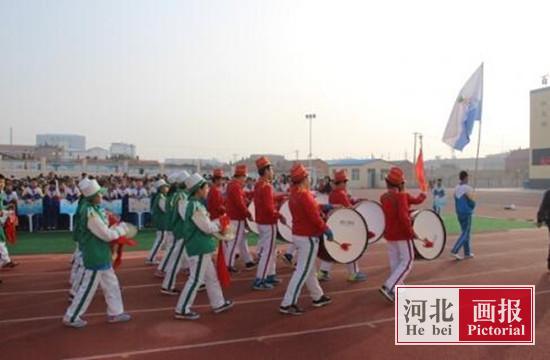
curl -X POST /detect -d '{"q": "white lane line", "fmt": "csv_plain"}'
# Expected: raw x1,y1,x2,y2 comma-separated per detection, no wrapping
0,262,543,325
1,245,545,296
62,284,550,360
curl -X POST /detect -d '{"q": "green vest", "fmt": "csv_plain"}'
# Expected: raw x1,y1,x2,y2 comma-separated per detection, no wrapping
72,197,85,243
182,197,217,257
151,192,167,231
78,200,113,270
171,190,188,239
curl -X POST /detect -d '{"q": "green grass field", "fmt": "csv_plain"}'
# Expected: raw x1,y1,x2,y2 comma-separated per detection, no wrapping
5,215,535,255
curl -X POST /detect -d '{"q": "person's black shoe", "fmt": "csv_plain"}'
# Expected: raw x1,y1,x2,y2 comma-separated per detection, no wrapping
279,304,305,316
245,262,257,271
312,295,332,308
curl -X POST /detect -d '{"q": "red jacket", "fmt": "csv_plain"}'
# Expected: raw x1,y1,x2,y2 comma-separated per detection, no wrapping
253,179,280,225
207,185,226,220
226,179,250,221
329,188,353,207
290,185,328,237
380,189,426,241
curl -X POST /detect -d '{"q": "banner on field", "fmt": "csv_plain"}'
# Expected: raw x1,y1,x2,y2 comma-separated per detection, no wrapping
59,199,79,216
101,200,123,215
17,200,43,216
128,198,151,213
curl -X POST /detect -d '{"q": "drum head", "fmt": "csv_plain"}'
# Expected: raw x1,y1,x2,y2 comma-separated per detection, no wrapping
320,208,369,264
277,200,293,243
412,209,446,260
246,202,259,234
353,200,385,244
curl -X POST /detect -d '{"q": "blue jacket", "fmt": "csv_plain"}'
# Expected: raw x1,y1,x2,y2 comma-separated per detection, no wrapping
454,184,476,215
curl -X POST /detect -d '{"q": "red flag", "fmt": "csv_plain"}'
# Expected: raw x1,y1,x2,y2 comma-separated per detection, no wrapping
415,149,428,192
216,241,231,288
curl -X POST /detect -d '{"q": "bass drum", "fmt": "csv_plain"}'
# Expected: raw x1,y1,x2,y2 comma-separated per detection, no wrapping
318,208,369,264
277,200,294,243
411,209,446,260
246,202,259,234
353,200,385,244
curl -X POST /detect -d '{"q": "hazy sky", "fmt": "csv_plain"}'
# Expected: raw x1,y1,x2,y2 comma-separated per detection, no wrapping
1,0,549,162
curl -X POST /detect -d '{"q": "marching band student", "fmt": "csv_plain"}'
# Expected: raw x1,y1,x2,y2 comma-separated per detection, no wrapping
252,157,286,290
207,169,226,221
379,167,426,303
63,178,131,328
174,173,233,320
318,170,367,283
225,164,256,272
0,177,17,270
150,179,170,274
161,171,192,295
155,175,178,278
450,171,476,260
280,163,332,315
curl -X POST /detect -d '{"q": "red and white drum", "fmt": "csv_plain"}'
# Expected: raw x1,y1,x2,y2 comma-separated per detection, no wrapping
277,200,294,243
353,200,385,244
411,209,446,260
318,208,369,264
246,202,259,234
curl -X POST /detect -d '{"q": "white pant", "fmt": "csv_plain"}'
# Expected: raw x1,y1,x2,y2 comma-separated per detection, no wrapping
255,224,277,280
0,241,11,266
226,220,252,267
147,231,166,262
319,260,360,275
64,267,124,322
175,252,225,314
281,236,324,307
69,248,85,297
162,238,190,291
384,240,414,292
157,231,176,272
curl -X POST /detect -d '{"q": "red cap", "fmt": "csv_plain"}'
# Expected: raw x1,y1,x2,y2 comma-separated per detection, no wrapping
255,156,271,171
213,168,224,178
386,167,405,186
333,169,348,183
290,163,309,183
234,164,248,177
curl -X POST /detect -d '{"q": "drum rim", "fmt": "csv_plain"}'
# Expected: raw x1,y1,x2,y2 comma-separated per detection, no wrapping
276,200,293,243
322,207,369,264
412,208,447,260
353,199,385,244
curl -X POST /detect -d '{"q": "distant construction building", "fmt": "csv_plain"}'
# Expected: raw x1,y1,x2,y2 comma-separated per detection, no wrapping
529,86,550,188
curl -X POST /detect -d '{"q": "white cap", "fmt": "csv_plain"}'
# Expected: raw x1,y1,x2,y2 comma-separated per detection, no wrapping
184,173,206,192
176,170,191,184
154,179,168,189
78,178,103,198
167,172,179,184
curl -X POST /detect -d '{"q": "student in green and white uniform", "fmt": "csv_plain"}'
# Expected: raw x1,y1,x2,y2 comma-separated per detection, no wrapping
63,178,132,329
174,173,233,320
149,179,171,277
155,177,178,277
161,171,192,295
0,177,16,269
146,179,169,265
69,196,86,300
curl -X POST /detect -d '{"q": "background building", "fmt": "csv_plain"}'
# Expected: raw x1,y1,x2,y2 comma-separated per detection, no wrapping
110,142,136,159
529,86,550,188
327,159,392,189
36,134,86,156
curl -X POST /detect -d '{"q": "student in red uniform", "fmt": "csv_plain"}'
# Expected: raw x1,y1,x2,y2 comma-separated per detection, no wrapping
318,170,368,282
225,164,256,272
280,163,332,315
379,167,426,303
207,169,226,221
252,156,287,290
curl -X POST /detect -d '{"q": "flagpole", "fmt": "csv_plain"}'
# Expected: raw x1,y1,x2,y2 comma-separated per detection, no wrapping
472,63,484,190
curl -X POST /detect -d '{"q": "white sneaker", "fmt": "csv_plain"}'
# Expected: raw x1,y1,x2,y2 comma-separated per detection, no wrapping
107,313,131,323
464,253,475,259
451,253,463,261
63,317,87,328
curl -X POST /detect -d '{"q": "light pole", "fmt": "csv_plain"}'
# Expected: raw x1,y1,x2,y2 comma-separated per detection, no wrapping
305,113,316,182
